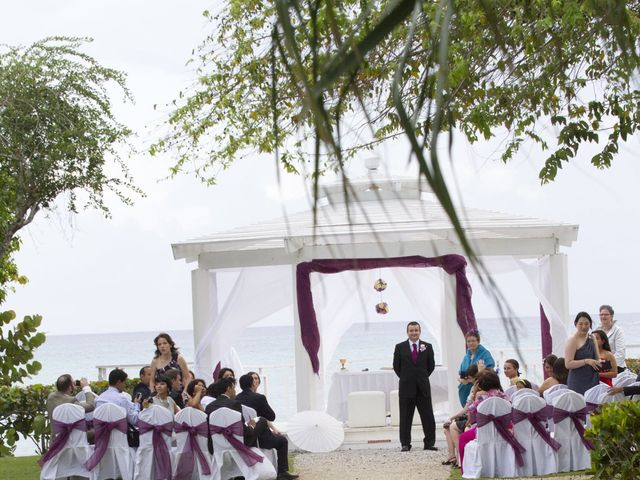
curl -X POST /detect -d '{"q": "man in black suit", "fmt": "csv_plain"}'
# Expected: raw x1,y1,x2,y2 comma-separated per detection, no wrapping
236,372,297,480
393,321,437,452
205,377,261,448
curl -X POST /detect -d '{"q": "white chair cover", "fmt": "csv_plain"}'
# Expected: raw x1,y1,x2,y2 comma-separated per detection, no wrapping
462,397,519,479
133,405,174,480
552,390,591,473
512,394,558,476
242,405,258,424
173,407,213,480
543,383,568,403
504,385,517,399
613,371,638,387
510,388,540,403
88,403,135,480
40,403,91,480
209,407,276,480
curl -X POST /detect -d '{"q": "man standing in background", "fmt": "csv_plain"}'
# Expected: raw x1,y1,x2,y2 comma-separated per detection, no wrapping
393,321,437,452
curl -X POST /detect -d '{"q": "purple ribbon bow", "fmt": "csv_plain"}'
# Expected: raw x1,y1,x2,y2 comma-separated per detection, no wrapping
137,420,174,480
173,421,212,479
476,412,526,467
39,418,88,466
552,406,594,450
512,406,561,451
84,417,128,470
210,420,264,467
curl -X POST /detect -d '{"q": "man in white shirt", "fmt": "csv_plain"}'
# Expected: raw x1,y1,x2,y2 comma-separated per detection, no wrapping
96,368,145,425
598,304,626,372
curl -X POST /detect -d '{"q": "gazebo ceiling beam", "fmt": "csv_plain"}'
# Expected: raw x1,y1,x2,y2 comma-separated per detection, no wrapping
195,236,561,270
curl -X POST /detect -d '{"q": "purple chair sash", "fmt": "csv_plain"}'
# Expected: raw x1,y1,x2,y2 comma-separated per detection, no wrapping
210,420,264,467
84,417,128,470
173,421,212,479
476,412,526,467
512,406,561,451
39,418,88,466
137,420,174,480
552,406,594,450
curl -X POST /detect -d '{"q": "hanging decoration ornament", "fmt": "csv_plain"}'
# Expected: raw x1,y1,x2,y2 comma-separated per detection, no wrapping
374,278,387,292
375,302,390,314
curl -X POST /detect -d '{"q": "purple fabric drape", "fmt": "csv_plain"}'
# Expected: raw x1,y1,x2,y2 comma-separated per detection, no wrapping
137,420,174,480
84,417,128,470
476,412,526,467
173,421,212,479
552,406,594,450
540,304,553,364
296,255,477,373
210,420,264,467
512,406,561,451
39,418,88,466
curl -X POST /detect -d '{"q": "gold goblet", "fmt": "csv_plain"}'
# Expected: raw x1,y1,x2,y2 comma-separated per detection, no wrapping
339,358,347,370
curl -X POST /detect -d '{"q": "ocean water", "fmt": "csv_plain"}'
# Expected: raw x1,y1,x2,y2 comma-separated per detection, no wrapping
15,314,639,455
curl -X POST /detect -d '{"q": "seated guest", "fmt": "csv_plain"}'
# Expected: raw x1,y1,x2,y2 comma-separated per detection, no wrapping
503,359,521,386
538,356,567,396
165,368,185,409
205,377,263,450
514,378,532,390
457,370,507,473
592,329,618,386
217,367,235,380
237,373,298,480
46,374,96,420
132,366,153,404
442,365,479,466
185,378,208,410
150,374,179,414
96,368,145,425
200,382,217,409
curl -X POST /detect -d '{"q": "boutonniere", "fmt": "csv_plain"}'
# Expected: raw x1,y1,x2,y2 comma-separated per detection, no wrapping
419,344,426,352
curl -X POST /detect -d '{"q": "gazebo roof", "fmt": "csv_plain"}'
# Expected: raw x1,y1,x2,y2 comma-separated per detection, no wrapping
173,175,579,268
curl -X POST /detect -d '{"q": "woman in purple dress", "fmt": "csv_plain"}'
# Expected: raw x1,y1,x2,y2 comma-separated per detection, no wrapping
564,312,601,394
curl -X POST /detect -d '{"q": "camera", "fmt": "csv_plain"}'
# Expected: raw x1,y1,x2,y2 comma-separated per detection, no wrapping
75,380,81,387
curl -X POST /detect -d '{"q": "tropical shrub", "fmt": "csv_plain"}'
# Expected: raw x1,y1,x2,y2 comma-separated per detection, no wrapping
624,358,639,375
0,378,140,456
587,400,640,480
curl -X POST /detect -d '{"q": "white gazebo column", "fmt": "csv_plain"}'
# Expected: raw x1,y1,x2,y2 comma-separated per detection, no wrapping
546,253,569,354
292,265,325,411
191,267,218,379
441,271,465,410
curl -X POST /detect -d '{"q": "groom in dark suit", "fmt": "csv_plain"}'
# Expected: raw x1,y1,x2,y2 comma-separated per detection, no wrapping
393,321,436,452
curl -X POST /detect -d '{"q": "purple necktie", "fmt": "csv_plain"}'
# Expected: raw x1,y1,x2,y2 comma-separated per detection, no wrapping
411,343,418,364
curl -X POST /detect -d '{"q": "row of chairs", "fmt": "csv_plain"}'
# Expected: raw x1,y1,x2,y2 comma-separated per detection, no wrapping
461,372,640,479
40,403,278,480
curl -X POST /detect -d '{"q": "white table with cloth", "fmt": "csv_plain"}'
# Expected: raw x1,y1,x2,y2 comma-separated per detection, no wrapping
326,367,449,422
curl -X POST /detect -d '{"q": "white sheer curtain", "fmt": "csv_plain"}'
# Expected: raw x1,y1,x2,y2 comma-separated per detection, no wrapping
194,265,292,379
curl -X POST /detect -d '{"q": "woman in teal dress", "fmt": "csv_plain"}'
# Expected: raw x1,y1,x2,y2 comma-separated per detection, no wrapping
457,330,495,406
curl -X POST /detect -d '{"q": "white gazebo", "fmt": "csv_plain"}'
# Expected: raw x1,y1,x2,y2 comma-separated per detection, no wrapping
172,172,578,412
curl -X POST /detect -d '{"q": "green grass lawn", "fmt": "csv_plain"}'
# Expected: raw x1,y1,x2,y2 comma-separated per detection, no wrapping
0,456,40,480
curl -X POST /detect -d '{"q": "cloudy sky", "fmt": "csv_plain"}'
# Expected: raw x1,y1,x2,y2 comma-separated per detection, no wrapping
3,1,640,336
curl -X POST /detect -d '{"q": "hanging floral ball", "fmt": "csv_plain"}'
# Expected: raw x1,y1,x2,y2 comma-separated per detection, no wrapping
374,278,387,292
375,302,390,314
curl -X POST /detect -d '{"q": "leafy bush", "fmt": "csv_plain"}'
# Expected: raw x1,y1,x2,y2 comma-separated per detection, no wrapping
624,358,639,375
0,378,140,456
587,400,640,480
0,384,52,456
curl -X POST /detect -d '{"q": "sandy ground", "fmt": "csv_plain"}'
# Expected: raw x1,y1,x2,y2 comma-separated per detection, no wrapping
293,448,592,479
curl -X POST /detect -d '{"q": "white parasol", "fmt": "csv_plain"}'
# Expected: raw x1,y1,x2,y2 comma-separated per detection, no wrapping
286,411,344,453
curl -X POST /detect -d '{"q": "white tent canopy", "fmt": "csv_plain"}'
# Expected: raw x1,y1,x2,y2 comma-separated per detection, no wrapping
173,173,578,411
